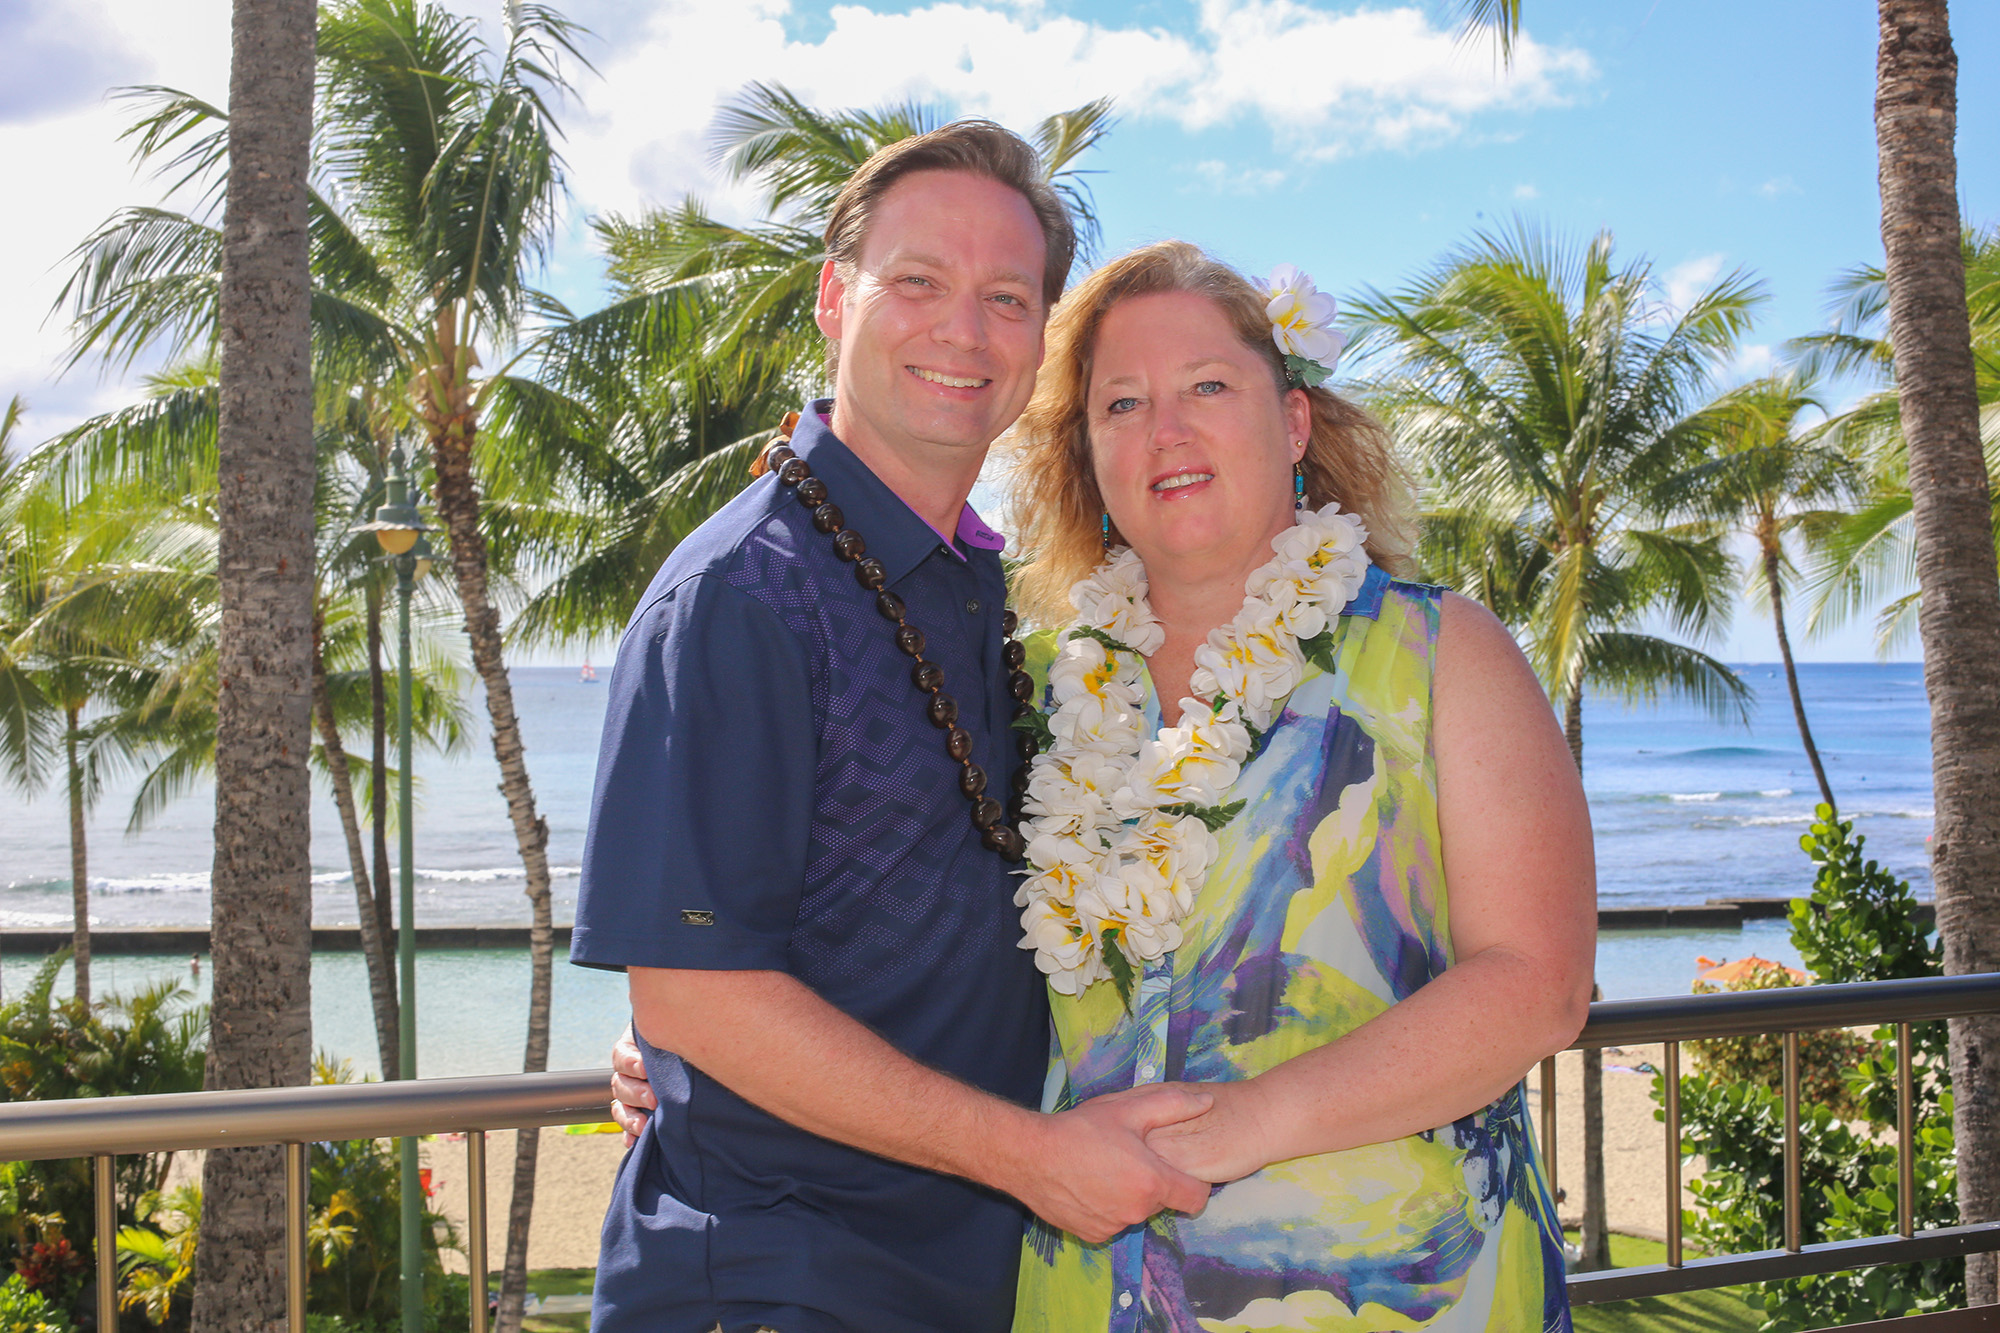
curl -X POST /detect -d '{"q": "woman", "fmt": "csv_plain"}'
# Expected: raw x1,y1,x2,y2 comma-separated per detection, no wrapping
1004,240,1593,1331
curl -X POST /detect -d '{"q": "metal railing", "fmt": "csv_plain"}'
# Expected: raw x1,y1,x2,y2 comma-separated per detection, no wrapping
3,974,2000,1326
1551,972,2000,1306
0,1069,608,1333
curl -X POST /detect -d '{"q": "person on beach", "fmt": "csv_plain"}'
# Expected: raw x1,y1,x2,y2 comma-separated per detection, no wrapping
570,122,1215,1333
608,237,1596,1330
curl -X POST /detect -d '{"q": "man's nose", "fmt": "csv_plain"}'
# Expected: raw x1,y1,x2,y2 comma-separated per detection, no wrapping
931,289,989,353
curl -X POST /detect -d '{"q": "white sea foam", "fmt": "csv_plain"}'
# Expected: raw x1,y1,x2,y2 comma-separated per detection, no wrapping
1741,814,1816,827
414,865,580,883
1668,792,1723,803
1760,788,1794,798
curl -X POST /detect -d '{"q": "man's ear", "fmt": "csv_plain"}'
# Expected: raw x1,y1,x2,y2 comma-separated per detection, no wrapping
815,260,846,341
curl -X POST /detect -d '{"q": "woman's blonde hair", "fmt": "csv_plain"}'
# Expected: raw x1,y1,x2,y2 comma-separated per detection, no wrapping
1008,240,1413,625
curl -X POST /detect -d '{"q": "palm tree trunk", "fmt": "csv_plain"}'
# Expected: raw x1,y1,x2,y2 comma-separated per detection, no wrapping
1578,984,1611,1272
1560,667,1612,1270
190,1,317,1329
1762,543,1836,814
368,574,397,1009
1877,0,2000,1304
66,704,90,1009
311,622,400,1078
423,312,554,1333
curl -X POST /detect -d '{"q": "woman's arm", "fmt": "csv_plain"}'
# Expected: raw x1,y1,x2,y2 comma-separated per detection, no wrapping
1147,591,1596,1180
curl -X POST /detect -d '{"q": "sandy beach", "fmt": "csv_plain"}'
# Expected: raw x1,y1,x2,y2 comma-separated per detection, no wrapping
419,1047,1692,1273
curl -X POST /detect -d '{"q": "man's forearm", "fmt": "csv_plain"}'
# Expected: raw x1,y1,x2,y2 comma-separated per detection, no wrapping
628,966,1034,1191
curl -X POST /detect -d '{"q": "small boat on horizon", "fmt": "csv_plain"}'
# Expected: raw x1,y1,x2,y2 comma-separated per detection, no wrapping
580,661,598,683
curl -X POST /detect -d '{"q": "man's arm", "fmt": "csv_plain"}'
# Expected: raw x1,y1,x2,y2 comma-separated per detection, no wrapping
629,966,1213,1245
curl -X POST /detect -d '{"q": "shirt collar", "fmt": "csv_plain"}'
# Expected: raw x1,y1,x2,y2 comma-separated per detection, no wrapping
788,400,1003,585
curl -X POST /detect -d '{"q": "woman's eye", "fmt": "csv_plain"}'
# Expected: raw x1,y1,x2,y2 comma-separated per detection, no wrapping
1193,380,1226,395
1106,396,1138,414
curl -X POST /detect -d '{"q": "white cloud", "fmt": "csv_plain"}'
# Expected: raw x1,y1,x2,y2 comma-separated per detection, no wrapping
1512,182,1539,200
1,0,1593,452
1758,174,1800,199
1187,159,1287,194
561,0,1594,219
1730,342,1775,380
1662,252,1726,314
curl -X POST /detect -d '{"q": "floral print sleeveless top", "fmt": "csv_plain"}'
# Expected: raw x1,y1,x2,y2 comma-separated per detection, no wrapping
1014,566,1571,1332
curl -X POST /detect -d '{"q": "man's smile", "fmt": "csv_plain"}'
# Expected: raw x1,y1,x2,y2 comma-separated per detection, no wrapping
907,365,991,389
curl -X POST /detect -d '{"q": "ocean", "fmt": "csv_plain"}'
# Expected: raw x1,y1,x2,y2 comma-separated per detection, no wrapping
0,661,1934,1077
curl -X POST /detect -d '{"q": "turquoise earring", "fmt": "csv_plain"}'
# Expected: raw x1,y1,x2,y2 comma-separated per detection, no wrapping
1101,512,1112,549
1294,459,1307,511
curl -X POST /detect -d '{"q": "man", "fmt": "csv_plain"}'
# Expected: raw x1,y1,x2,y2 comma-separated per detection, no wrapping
572,121,1211,1333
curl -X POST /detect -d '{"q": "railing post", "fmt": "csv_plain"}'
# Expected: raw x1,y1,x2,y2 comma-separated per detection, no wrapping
1663,1040,1682,1268
285,1141,309,1333
1782,1030,1801,1253
1898,1021,1915,1238
95,1154,116,1332
467,1130,488,1333
1540,1054,1557,1215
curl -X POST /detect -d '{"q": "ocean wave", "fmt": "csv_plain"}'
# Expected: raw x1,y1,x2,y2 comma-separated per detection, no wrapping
414,865,581,883
1740,814,1816,827
0,909,80,928
93,873,212,895
1668,792,1722,803
1760,788,1794,798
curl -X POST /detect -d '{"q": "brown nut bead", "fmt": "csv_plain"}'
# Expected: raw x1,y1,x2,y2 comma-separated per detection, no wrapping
778,458,811,486
855,558,888,591
796,476,828,506
959,764,988,797
896,624,927,657
832,530,866,562
945,726,973,760
927,694,959,728
911,660,944,693
812,502,845,534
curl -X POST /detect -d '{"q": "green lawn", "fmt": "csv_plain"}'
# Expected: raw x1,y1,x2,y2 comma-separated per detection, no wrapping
484,1268,592,1333
1568,1232,1764,1333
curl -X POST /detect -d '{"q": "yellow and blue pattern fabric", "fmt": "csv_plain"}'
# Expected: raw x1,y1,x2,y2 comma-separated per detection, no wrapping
1014,566,1570,1332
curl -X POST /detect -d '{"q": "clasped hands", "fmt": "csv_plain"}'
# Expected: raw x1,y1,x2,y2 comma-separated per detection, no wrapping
608,1031,1274,1246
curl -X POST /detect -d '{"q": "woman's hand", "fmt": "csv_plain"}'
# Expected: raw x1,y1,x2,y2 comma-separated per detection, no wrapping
1142,1080,1278,1185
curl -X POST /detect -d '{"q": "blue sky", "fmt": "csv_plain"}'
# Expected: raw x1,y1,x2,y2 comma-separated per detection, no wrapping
4,0,1993,661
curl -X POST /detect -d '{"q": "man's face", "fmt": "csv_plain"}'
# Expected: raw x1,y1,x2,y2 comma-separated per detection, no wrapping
818,170,1049,465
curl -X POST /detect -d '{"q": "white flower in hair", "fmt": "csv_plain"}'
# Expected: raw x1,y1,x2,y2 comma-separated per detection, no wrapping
1265,263,1346,387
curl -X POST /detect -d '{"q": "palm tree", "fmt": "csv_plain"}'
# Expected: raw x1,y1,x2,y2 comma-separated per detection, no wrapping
1350,221,1756,1270
0,441,212,1008
1789,227,2000,655
191,0,320,1325
56,5,583,1317
1662,375,1858,812
1461,0,2000,1297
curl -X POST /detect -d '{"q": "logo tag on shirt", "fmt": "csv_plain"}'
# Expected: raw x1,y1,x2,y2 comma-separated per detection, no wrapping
680,909,715,926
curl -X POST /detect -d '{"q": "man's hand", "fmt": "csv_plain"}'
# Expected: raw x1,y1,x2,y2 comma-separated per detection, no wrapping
609,1023,655,1147
1144,1081,1278,1185
996,1085,1216,1244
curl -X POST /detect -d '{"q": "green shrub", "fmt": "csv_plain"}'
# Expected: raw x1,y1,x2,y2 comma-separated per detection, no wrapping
0,1272,73,1333
0,951,205,1325
1688,961,1873,1120
1654,804,1958,1330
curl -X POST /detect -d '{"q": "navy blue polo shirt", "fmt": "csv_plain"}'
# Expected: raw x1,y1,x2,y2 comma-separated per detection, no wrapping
571,404,1048,1333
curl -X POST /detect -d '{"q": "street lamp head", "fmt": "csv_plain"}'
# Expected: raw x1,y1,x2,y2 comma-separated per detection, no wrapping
351,444,431,555
411,534,435,582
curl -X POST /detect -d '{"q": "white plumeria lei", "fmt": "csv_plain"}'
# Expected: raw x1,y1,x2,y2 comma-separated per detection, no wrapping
1014,501,1373,1001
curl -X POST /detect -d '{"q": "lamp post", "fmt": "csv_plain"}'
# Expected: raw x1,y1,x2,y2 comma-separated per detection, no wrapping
353,444,431,1333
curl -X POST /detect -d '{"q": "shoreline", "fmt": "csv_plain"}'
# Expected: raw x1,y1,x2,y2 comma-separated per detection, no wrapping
0,895,1929,956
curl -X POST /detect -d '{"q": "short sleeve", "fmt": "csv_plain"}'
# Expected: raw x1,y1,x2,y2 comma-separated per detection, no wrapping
570,572,815,973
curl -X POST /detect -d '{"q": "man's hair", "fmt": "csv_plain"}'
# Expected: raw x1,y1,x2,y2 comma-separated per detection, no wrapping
820,120,1076,380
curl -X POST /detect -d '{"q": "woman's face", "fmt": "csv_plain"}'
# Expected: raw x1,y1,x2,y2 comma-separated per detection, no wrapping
1086,291,1311,579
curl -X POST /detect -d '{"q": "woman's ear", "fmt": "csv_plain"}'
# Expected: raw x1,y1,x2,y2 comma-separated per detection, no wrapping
1284,388,1312,461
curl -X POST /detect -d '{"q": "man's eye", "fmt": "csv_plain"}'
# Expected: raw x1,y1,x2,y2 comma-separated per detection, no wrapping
901,275,934,288
991,292,1022,307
